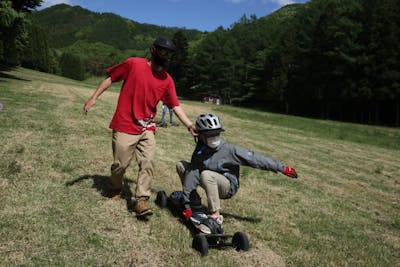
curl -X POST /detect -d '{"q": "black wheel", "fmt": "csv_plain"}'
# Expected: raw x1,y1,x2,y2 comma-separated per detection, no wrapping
232,232,250,251
192,234,209,256
155,190,168,208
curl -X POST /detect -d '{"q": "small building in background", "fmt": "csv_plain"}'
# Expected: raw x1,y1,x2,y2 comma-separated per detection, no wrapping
201,94,221,105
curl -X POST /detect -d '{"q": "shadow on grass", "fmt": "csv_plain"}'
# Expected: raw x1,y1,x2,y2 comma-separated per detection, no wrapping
65,174,138,213
0,66,30,82
221,212,262,223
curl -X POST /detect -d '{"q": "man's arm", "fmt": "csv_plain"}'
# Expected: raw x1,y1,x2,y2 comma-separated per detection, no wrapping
173,105,198,136
83,77,112,113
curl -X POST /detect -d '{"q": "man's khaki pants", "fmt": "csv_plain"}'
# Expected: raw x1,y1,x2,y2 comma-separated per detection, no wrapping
111,130,156,198
176,161,230,212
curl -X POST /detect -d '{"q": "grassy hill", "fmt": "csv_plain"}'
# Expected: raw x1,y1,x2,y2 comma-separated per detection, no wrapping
28,4,204,51
0,68,399,266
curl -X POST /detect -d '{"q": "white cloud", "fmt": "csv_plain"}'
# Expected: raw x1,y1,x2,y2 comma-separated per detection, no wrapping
262,0,295,5
40,0,73,8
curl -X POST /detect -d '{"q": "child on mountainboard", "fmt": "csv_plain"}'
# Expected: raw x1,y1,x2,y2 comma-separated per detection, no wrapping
176,113,298,233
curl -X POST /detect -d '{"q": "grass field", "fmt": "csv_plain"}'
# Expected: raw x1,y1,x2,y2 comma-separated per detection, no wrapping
1,67,399,266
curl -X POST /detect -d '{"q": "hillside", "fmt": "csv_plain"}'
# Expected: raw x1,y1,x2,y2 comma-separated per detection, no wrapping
224,3,303,68
0,67,399,266
7,1,400,126
28,4,204,50
28,3,303,53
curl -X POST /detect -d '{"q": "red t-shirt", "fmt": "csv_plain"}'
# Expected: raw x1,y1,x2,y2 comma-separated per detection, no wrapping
106,58,179,134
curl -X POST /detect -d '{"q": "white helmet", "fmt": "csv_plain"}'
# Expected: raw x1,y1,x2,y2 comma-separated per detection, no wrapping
195,113,224,134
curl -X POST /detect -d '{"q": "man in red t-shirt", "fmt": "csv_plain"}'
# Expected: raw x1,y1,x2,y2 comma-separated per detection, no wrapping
83,36,197,218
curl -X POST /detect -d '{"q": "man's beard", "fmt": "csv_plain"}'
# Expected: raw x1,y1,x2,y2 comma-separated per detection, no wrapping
153,54,168,68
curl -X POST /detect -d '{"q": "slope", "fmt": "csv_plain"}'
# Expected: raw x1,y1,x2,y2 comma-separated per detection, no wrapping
0,67,399,266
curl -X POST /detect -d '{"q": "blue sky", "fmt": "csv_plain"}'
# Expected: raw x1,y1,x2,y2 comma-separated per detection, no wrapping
39,0,309,32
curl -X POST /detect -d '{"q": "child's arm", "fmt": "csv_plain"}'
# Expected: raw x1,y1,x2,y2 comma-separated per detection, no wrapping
231,145,298,178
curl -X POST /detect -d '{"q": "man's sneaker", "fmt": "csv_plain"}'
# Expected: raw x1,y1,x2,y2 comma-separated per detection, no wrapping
133,197,153,217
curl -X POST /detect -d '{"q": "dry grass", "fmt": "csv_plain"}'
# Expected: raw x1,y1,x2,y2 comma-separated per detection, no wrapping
0,67,399,266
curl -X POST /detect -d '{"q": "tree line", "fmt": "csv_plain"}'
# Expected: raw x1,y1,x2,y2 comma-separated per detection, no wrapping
171,0,399,126
0,1,201,80
1,0,399,126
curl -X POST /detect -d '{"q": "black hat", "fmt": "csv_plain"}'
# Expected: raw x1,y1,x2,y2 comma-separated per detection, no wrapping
153,36,175,51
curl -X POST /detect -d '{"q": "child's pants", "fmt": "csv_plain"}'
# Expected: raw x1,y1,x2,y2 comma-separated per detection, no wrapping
111,130,156,198
176,161,231,212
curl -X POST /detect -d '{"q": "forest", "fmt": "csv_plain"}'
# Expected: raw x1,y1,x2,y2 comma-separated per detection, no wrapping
1,0,399,126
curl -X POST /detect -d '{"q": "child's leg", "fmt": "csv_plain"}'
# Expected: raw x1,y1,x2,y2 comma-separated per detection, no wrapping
199,170,230,216
176,161,202,208
176,160,190,185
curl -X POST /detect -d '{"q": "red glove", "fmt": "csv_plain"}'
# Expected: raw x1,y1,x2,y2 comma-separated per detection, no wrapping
283,166,298,178
183,209,193,220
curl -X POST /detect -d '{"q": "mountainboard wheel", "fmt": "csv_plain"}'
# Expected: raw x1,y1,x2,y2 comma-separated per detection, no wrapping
232,232,250,251
192,233,209,256
155,190,168,208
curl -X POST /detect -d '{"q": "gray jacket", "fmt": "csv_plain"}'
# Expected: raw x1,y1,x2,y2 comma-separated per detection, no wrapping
182,139,285,208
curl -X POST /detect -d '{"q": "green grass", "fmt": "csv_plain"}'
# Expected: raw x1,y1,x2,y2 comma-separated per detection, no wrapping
208,104,400,151
1,67,399,266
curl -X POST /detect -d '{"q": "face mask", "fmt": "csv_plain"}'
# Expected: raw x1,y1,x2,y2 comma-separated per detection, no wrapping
206,136,221,149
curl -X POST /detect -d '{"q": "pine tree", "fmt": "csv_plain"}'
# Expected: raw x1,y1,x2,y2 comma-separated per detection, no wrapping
21,23,51,72
365,0,400,125
60,52,85,80
169,31,190,96
0,0,43,66
0,1,26,65
11,0,43,13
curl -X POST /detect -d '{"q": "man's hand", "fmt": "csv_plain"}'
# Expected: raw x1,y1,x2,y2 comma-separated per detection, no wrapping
283,166,298,178
187,124,198,137
83,98,96,114
172,106,198,137
83,77,112,114
183,209,193,220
